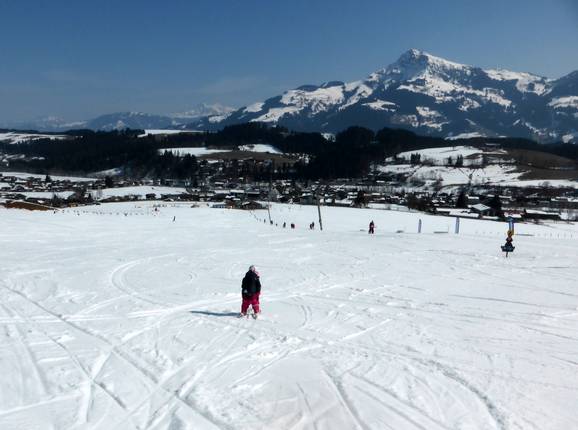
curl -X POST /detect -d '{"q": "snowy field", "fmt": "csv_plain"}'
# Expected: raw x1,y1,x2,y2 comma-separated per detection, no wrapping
1,203,577,430
395,146,506,166
379,163,578,189
237,144,282,154
0,132,67,145
93,186,187,199
160,144,282,157
159,148,229,157
0,172,95,182
381,146,578,190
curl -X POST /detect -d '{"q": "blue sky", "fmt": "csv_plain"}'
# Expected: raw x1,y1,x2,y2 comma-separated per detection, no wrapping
1,0,577,122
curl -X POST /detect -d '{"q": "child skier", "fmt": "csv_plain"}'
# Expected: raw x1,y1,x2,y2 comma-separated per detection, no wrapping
240,265,261,318
501,229,515,257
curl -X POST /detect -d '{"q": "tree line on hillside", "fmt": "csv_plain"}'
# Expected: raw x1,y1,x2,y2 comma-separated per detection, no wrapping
2,123,577,180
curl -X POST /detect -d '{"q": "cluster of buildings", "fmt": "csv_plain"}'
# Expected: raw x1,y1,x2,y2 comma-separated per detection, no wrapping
1,171,577,222
0,173,101,209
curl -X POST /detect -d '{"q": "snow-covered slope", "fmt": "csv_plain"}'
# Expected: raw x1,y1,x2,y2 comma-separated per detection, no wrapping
188,49,578,143
380,145,578,189
159,147,230,157
0,203,577,429
169,103,234,122
160,145,283,157
0,131,68,144
395,145,498,165
237,144,282,154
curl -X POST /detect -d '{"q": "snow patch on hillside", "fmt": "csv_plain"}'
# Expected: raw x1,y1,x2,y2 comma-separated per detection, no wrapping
208,113,232,123
549,96,578,109
398,77,512,108
244,102,265,113
280,85,345,114
251,106,301,123
397,146,483,163
238,144,282,154
379,163,522,187
446,132,485,140
0,132,67,144
458,99,481,111
364,100,397,111
416,107,447,130
562,132,578,143
485,69,549,94
340,82,374,110
160,147,230,157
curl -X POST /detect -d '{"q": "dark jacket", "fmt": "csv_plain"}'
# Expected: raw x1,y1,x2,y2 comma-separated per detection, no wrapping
242,270,261,298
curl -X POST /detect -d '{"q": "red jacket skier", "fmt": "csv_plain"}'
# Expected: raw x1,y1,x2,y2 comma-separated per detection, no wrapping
240,265,261,318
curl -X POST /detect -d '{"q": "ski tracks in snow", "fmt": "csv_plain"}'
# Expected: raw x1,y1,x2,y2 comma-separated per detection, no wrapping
2,204,578,429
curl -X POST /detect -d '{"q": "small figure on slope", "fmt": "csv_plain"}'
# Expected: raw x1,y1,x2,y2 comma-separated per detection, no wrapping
240,265,261,319
368,220,375,234
501,229,515,257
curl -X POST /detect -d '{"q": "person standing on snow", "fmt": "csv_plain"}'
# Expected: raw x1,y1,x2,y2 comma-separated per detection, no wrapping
240,265,261,318
501,229,515,257
368,220,375,234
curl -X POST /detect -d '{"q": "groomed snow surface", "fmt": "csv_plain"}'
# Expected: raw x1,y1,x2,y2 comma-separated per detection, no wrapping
1,203,577,430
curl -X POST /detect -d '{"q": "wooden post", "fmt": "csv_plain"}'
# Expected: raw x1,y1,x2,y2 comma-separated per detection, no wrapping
267,161,273,224
317,191,323,231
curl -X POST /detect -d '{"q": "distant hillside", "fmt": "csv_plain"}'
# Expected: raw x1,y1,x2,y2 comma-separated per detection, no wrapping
2,123,578,183
379,144,578,190
0,104,234,132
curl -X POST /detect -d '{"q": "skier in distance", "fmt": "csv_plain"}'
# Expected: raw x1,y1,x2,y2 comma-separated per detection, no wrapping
240,265,261,318
369,220,375,234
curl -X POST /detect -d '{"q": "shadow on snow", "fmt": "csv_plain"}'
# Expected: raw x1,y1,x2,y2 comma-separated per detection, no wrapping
189,310,239,317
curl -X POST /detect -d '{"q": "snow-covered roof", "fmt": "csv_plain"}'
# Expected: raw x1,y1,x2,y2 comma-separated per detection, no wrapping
470,203,491,212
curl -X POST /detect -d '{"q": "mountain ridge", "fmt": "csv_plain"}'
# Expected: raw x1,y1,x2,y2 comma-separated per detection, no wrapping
3,50,577,142
188,49,578,143
1,103,234,133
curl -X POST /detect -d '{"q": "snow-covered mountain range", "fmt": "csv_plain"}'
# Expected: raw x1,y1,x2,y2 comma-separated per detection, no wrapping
189,49,578,143
4,50,576,142
1,104,234,132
